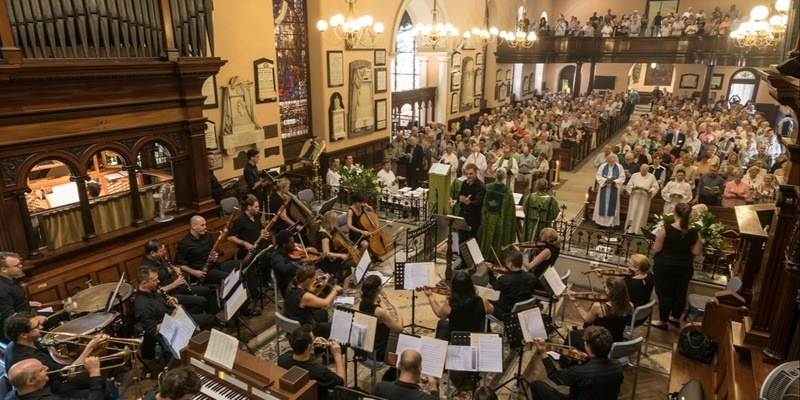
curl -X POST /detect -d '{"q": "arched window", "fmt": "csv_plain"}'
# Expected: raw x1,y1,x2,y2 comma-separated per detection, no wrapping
559,66,576,94
728,68,759,104
392,12,420,92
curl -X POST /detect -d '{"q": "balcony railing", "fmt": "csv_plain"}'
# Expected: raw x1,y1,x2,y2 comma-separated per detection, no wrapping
0,0,213,62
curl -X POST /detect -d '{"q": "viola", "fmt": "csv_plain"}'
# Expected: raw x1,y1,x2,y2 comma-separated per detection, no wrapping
415,286,451,296
359,206,395,256
528,339,589,362
502,241,548,251
581,268,633,277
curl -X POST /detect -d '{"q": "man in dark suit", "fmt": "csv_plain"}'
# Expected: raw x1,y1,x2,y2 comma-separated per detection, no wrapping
405,136,424,189
665,123,685,158
529,326,624,400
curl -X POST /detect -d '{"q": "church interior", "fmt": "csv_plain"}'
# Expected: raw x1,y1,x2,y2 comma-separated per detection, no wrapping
0,0,798,399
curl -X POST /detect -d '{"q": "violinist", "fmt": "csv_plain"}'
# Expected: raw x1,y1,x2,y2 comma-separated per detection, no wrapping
489,250,536,319
424,271,493,342
283,264,343,339
270,230,300,297
567,277,633,354
227,194,270,316
140,240,213,314
593,254,654,327
359,275,404,382
318,211,355,293
346,192,371,253
529,326,624,400
521,228,561,279
269,178,303,234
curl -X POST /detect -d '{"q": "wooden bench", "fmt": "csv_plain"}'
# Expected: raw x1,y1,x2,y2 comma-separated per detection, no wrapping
583,188,740,232
668,293,756,399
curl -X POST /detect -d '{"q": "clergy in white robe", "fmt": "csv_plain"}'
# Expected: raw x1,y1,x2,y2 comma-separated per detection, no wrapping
661,169,693,214
625,164,660,234
463,145,488,181
492,146,519,186
593,154,626,227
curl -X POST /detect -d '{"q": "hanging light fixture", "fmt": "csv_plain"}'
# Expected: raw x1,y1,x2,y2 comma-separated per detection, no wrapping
730,0,790,49
464,0,500,48
501,31,537,48
415,1,459,50
317,0,384,48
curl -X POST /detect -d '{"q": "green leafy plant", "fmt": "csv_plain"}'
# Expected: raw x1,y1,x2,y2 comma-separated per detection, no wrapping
644,210,730,254
338,164,385,199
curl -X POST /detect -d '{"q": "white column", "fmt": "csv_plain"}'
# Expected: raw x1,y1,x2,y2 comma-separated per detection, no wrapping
535,63,544,92
513,63,523,99
417,56,429,87
436,54,448,123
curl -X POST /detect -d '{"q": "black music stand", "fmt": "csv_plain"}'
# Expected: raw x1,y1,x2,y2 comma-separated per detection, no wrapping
219,271,257,354
394,262,434,335
449,332,485,399
243,244,275,309
495,310,533,400
432,214,469,282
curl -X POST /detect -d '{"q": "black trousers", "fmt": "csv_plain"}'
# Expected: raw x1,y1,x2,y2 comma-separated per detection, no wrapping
530,381,569,400
654,263,692,321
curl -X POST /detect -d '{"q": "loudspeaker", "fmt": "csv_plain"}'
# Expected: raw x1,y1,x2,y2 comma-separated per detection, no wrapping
775,56,800,78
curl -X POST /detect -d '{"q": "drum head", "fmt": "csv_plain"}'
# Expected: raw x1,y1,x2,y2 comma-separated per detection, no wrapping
70,282,134,313
45,312,117,342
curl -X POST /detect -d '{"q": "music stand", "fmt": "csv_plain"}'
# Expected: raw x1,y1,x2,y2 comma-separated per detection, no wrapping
244,244,276,309
330,306,379,390
432,214,469,281
448,332,503,398
394,262,434,335
495,308,536,400
219,270,257,353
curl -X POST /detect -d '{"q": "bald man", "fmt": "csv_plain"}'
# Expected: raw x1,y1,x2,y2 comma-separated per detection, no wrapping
7,356,104,400
373,350,438,400
174,215,235,285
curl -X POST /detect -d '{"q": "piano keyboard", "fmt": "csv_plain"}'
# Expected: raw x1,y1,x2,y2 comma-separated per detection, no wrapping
194,375,250,400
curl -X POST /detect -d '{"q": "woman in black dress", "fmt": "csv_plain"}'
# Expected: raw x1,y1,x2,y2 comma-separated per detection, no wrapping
523,227,561,278
424,270,494,341
595,253,655,327
567,277,633,353
269,178,302,234
650,202,702,330
345,192,371,253
317,211,355,292
359,274,404,381
283,264,343,338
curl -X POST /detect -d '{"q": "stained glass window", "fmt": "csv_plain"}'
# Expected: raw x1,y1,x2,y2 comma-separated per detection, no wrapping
274,0,311,140
392,12,420,92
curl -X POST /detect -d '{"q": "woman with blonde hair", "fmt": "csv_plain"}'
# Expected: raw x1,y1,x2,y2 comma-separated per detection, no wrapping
567,276,634,352
268,178,302,234
752,173,778,204
595,254,655,327
317,211,355,292
522,227,561,278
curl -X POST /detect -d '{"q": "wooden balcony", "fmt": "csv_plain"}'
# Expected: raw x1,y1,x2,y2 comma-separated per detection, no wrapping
496,36,784,67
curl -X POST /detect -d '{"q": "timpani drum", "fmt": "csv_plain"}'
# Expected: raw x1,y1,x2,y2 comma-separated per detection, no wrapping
69,282,134,314
44,312,117,364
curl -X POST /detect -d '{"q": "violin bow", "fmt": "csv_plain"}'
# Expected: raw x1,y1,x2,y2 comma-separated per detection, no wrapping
491,246,502,266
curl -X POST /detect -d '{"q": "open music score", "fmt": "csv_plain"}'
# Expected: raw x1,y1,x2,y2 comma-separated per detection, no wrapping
458,238,486,270
160,306,198,359
402,262,435,291
183,331,317,400
540,267,566,297
445,333,503,373
393,333,448,378
205,329,239,370
518,307,548,343
329,307,378,352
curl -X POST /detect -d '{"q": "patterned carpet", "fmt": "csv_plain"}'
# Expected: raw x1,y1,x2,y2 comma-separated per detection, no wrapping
251,258,672,398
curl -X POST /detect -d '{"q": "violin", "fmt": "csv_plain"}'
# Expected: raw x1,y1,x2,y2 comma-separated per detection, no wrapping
415,286,451,296
311,273,335,290
483,263,510,274
581,268,633,276
288,245,322,262
359,206,395,256
502,241,548,251
528,339,589,362
569,291,609,301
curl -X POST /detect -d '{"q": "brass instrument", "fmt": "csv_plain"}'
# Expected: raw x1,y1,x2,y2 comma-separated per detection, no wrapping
199,208,240,283
39,331,143,347
47,349,134,377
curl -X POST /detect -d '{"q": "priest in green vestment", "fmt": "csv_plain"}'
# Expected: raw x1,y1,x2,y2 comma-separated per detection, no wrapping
477,168,516,264
522,178,560,242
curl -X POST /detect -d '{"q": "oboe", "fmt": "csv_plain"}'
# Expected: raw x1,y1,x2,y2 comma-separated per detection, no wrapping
162,256,195,295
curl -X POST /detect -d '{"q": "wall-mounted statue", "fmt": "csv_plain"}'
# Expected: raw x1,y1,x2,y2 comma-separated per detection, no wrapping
349,60,375,138
221,76,263,156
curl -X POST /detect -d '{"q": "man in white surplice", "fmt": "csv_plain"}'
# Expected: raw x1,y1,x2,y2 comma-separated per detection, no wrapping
661,169,693,215
625,164,660,234
463,145,488,181
593,154,626,227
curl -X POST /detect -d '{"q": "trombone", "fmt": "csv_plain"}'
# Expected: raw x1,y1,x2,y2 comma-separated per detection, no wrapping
39,331,143,347
47,349,134,377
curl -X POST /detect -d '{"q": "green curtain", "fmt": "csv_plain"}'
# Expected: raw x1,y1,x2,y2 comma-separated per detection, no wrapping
39,206,85,250
91,195,134,235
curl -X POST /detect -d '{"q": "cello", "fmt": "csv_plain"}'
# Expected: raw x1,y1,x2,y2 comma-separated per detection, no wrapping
359,207,394,256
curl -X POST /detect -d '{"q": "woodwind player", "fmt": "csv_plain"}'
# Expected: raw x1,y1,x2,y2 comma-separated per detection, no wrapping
140,240,213,315
174,216,234,285
277,325,344,400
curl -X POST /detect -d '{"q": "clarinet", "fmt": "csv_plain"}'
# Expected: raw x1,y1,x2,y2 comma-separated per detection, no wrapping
162,256,195,295
199,208,239,284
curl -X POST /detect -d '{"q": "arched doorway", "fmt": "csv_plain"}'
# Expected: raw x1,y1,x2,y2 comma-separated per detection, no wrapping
728,68,760,104
559,66,576,95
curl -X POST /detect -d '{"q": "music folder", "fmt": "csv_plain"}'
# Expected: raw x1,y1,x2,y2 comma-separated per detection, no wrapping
446,332,503,373
329,307,378,353
458,237,485,270
387,331,448,378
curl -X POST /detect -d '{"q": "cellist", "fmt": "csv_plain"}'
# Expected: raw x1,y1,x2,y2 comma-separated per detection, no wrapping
346,192,371,253
318,211,356,294
270,178,304,234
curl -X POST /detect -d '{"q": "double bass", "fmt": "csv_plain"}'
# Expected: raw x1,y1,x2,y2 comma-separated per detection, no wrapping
359,207,394,256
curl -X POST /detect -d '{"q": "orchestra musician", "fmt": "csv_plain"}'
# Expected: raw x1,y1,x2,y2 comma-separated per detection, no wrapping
3,311,109,398
359,275,404,382
283,264,343,339
489,250,536,319
140,240,213,315
270,230,301,297
424,271,494,342
566,277,633,353
174,216,235,285
7,356,105,400
133,267,219,353
0,252,44,342
529,326,624,400
142,367,201,400
346,192,372,253
278,325,345,400
243,149,268,204
226,194,271,316
318,211,355,293
269,178,303,234
593,254,654,327
521,228,561,279
372,349,439,400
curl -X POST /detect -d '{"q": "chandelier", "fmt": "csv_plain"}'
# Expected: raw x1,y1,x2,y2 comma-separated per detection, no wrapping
317,0,384,48
415,1,459,50
730,0,790,49
463,0,500,48
501,31,537,48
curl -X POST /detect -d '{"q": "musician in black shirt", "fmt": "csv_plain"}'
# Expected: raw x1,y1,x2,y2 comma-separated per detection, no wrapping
278,325,344,400
529,326,624,400
243,149,267,203
270,230,299,298
141,240,213,314
490,250,536,319
174,216,234,285
373,349,439,400
208,153,225,204
227,195,270,316
0,252,41,342
449,163,486,245
142,367,200,400
7,356,105,400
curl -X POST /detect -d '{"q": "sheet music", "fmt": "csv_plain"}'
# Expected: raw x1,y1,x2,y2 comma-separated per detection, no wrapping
160,311,195,359
513,192,523,205
222,269,240,299
204,329,238,370
354,251,371,285
159,314,180,359
223,283,247,321
519,307,548,342
394,334,421,367
329,309,354,344
403,262,434,290
464,239,485,264
542,267,566,296
37,307,54,313
333,296,355,305
174,305,199,331
445,345,477,372
475,286,500,301
477,336,504,373
352,312,377,352
419,337,448,378
429,163,451,176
